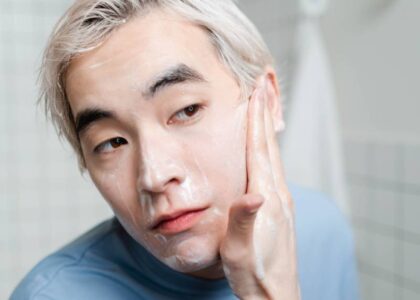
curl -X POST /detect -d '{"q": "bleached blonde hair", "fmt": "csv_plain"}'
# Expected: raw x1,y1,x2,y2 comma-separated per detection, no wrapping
39,0,274,170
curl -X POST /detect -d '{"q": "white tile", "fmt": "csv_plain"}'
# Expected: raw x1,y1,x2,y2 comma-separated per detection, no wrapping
403,242,420,282
1,188,18,211
349,185,371,218
344,140,368,175
370,143,400,182
264,29,294,57
15,160,45,182
359,273,374,300
371,276,395,300
16,189,43,211
11,13,33,36
16,219,43,237
371,189,398,227
403,145,420,186
17,241,45,267
239,0,295,25
50,227,76,249
369,233,396,274
0,1,80,299
354,229,374,263
0,246,14,272
402,287,420,300
403,193,420,234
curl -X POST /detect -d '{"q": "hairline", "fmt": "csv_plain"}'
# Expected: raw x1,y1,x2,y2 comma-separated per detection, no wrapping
40,0,274,172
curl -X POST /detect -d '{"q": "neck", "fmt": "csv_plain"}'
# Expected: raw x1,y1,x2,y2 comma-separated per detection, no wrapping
187,260,226,280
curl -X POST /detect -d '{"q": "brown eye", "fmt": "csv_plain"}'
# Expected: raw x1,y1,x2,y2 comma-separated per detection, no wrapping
184,105,199,117
171,104,202,124
94,137,128,154
110,137,127,148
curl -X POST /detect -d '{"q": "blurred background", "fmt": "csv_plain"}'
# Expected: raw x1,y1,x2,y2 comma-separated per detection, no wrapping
1,0,419,299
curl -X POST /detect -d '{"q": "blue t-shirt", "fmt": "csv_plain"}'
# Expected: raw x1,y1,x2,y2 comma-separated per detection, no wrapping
11,185,359,299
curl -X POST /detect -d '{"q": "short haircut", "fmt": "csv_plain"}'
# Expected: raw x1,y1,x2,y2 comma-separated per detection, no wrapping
39,0,274,170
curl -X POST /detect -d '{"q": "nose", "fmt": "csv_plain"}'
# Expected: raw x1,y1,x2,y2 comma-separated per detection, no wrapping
136,130,186,194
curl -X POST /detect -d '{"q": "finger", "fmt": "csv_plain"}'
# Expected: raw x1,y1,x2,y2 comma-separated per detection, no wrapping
263,81,287,191
262,80,294,218
247,77,273,193
224,194,264,249
220,194,265,297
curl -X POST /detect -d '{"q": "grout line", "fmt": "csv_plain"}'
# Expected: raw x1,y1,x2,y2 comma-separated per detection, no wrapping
394,144,405,299
359,259,420,295
352,216,420,246
347,174,420,195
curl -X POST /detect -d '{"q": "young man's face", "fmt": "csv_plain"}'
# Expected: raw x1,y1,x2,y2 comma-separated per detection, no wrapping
66,10,249,277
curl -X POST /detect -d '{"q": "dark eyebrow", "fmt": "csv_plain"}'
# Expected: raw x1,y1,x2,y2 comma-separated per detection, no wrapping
144,63,206,99
74,64,204,136
75,108,115,136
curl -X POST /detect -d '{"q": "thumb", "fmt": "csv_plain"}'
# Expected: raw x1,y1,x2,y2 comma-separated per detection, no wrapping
225,194,264,246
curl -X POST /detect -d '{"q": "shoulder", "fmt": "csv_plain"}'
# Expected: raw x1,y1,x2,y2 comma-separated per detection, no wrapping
10,218,126,300
289,183,353,247
289,184,359,300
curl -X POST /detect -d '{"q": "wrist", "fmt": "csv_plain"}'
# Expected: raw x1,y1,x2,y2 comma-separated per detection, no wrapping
251,273,301,300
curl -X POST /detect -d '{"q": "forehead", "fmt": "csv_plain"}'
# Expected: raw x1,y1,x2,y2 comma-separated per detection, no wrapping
65,9,220,103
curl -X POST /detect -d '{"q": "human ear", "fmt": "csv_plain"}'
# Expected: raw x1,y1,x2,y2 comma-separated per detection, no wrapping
263,66,285,133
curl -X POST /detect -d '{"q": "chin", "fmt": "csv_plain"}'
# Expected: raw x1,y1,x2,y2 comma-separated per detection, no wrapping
158,232,221,274
161,253,218,274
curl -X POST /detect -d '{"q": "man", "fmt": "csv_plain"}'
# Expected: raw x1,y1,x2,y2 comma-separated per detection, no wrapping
11,1,358,299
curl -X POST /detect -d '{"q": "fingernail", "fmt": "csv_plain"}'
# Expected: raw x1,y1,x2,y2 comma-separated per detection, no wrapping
247,206,260,214
246,196,264,214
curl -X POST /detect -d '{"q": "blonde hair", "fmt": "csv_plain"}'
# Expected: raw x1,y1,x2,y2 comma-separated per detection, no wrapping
39,0,274,170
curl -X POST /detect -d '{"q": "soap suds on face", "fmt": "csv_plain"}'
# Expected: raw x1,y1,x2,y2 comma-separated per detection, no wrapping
161,254,205,270
179,176,194,205
194,206,223,230
110,171,138,225
161,238,215,272
191,153,211,199
100,168,143,242
211,207,223,217
154,233,168,244
139,192,155,220
140,166,154,192
222,263,231,276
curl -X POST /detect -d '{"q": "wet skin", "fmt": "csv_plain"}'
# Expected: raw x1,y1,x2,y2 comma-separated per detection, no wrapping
66,9,299,299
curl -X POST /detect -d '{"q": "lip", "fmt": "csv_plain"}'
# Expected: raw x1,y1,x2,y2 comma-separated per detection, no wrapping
151,207,208,234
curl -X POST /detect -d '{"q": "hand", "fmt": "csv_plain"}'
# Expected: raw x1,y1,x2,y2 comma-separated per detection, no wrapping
220,76,300,300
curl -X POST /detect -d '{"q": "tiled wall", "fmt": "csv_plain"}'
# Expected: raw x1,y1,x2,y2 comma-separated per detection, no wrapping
0,1,113,297
345,137,420,300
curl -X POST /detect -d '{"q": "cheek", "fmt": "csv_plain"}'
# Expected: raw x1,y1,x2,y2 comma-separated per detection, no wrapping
214,100,248,190
88,157,141,231
184,100,249,206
